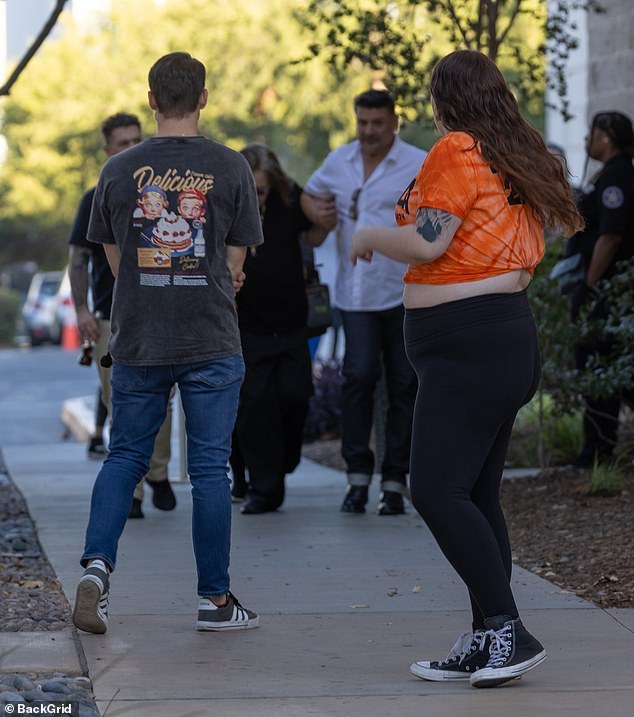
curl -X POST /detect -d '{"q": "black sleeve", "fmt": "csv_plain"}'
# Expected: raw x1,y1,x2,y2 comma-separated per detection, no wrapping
596,165,633,237
68,188,97,249
291,183,312,234
88,171,116,245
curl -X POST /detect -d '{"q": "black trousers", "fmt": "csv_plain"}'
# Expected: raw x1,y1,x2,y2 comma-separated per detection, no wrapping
232,329,313,508
404,291,541,627
340,305,416,486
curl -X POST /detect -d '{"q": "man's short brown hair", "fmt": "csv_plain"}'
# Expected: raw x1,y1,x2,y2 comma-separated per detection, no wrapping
148,52,206,119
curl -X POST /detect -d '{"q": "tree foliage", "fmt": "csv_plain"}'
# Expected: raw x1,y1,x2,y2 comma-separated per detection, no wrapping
297,0,604,123
0,0,375,268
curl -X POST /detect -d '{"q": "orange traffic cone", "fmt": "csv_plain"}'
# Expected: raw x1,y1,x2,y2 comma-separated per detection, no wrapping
61,320,81,351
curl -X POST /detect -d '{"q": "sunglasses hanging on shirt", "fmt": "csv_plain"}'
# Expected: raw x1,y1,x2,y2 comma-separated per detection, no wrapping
349,187,361,221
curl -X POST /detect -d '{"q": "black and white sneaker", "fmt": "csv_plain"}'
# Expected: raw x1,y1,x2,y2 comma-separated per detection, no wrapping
196,591,259,631
72,559,110,634
410,630,489,681
470,615,546,688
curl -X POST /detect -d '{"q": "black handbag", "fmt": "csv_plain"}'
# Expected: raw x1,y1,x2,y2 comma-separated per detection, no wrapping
549,253,586,295
305,272,333,338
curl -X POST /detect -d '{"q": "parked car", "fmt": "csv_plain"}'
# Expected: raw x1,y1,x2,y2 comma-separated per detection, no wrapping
21,271,64,345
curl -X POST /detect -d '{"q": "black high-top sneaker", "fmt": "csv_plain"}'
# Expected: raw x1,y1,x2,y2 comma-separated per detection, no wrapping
410,630,490,681
470,615,546,688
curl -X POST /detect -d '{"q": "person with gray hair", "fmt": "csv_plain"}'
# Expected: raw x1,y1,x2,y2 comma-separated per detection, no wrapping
301,89,427,516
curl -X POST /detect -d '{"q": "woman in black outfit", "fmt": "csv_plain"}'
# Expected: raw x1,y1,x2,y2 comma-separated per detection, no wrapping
567,112,634,467
351,51,583,688
231,144,325,514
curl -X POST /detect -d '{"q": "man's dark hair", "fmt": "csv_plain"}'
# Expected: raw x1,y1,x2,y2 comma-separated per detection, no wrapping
353,89,395,114
148,52,206,119
101,113,140,144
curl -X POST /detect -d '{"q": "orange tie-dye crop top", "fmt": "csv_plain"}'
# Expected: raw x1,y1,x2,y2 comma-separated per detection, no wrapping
395,131,544,285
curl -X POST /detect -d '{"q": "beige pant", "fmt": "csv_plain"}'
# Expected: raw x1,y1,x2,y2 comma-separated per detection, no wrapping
95,319,172,501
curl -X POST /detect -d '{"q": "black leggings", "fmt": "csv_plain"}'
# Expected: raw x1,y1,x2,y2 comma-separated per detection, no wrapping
404,291,541,628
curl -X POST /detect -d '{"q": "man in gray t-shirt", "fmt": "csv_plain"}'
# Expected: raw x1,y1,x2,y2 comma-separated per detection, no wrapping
72,52,263,637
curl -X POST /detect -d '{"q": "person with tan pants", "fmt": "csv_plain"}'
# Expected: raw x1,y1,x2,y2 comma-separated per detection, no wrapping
68,112,176,519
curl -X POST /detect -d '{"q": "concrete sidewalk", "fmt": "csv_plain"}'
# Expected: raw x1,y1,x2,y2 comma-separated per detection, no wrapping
3,423,634,715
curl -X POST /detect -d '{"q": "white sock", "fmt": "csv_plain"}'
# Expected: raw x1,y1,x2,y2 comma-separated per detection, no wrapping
200,596,227,609
87,559,109,573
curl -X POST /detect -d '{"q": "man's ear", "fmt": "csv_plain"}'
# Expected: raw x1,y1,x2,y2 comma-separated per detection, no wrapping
148,90,158,111
199,88,208,110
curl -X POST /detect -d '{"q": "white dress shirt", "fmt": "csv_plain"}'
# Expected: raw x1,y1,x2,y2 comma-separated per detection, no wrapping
305,136,427,311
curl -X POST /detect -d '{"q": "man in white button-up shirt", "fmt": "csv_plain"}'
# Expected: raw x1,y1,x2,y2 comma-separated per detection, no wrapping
302,90,427,516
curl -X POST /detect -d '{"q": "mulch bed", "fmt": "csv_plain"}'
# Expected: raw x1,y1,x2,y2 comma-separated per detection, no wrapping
302,438,634,609
502,467,634,608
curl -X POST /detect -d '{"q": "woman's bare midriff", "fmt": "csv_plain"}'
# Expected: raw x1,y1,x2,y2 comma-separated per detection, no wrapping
403,269,531,309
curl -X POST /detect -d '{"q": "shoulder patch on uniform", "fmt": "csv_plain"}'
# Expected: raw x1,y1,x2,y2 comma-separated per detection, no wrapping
601,185,624,209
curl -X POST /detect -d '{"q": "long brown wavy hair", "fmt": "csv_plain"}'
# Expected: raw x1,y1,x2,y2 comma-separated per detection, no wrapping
240,143,294,206
430,51,584,235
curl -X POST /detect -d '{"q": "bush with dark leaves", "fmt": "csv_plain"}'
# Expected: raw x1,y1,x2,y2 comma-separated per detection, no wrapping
303,359,344,442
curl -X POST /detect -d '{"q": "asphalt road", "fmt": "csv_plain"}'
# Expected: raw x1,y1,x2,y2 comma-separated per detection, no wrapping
0,345,96,448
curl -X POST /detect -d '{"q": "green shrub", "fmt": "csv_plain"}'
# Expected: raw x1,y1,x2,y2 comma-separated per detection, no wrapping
0,288,21,345
508,393,582,467
587,458,625,496
510,244,634,468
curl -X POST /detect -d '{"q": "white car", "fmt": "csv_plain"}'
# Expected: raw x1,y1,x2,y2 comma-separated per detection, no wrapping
21,271,63,345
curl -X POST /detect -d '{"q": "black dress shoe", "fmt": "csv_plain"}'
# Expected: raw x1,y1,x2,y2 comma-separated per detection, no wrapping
147,479,177,511
128,497,144,519
240,498,278,515
341,485,368,513
377,490,405,516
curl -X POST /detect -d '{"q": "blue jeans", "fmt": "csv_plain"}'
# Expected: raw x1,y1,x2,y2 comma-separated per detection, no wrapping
81,354,245,598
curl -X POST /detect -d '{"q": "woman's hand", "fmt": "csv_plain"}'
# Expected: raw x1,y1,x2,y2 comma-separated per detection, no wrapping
351,228,374,265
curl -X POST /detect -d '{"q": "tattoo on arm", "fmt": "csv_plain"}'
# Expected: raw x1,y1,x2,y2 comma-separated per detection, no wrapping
415,207,461,244
68,246,92,309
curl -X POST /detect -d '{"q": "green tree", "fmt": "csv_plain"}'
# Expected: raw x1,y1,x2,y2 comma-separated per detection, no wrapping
297,0,604,123
0,0,370,269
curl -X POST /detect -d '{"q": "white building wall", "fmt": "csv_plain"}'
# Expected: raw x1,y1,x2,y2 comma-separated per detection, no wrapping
546,0,634,186
586,0,634,120
545,3,589,185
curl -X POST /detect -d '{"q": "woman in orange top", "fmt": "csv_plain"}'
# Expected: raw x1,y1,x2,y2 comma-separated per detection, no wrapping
352,50,582,688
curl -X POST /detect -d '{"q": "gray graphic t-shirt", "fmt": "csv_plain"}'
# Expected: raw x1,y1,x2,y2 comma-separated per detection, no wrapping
88,136,263,365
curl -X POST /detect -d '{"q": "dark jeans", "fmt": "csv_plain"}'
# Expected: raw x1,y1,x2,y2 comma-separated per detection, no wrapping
405,291,541,626
233,330,313,508
340,305,416,486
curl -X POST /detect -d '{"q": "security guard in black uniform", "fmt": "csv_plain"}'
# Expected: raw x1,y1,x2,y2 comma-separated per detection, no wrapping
566,111,634,467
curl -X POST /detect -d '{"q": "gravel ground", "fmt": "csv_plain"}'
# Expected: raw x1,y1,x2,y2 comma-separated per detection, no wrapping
302,438,634,609
0,673,100,716
0,468,100,716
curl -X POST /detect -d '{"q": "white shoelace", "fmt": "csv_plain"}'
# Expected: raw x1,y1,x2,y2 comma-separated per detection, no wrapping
441,630,487,665
485,626,513,667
